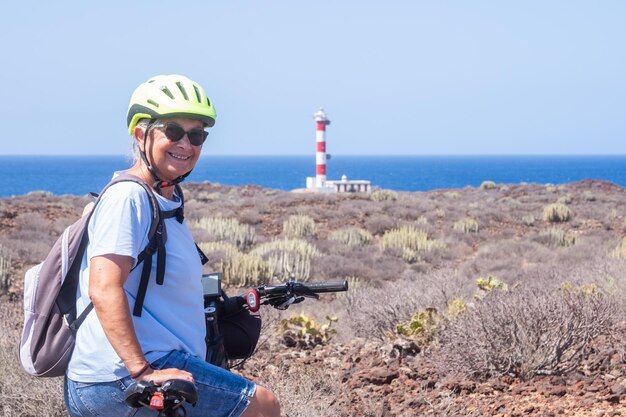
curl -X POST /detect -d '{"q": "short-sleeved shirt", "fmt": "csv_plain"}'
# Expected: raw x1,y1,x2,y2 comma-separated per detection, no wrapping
67,173,206,382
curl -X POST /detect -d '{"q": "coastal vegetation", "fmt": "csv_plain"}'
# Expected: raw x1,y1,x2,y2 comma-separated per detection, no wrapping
1,179,626,415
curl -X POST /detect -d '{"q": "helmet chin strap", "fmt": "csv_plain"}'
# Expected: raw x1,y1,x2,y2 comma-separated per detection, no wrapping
140,122,192,195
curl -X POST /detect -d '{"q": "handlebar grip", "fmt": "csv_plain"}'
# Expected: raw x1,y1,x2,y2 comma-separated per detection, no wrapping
300,280,348,293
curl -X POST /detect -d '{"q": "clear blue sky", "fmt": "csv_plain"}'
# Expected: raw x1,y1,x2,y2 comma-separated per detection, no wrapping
2,1,625,156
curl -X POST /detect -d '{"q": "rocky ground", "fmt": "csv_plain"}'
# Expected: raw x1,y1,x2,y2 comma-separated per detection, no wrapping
4,180,626,416
242,335,626,417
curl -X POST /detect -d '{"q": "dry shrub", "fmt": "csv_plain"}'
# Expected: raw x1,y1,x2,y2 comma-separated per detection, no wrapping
311,249,405,284
262,366,340,417
0,301,66,417
522,214,535,226
439,284,617,380
283,215,316,238
543,203,571,223
364,214,397,236
340,269,470,342
239,208,262,225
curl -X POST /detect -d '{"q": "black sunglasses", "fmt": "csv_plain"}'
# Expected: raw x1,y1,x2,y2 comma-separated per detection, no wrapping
157,122,208,146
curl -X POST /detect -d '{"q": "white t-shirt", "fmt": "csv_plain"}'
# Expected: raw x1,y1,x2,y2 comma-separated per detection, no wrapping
67,174,206,382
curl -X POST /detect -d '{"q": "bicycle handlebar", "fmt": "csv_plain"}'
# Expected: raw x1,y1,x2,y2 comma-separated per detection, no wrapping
258,280,348,296
222,280,349,313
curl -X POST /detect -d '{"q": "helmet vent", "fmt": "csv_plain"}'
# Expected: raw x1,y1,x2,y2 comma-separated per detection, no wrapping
147,99,159,107
193,86,202,103
160,87,175,100
176,82,189,101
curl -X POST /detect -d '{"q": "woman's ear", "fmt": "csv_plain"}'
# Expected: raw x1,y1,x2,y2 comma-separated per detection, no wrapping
134,126,146,152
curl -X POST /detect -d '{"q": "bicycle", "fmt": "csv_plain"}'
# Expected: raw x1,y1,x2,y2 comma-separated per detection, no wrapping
124,273,348,416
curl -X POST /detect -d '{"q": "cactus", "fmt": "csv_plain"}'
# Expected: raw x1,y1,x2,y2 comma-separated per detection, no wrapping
394,308,439,343
252,239,319,281
543,203,571,223
480,180,496,190
541,227,576,248
218,252,269,286
453,217,479,234
283,215,316,238
191,217,256,249
280,313,338,348
381,226,445,256
0,250,11,294
370,189,398,202
476,276,507,292
329,227,373,247
610,237,626,259
522,215,535,226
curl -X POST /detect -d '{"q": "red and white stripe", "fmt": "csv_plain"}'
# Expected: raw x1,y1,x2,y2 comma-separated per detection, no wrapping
314,109,330,187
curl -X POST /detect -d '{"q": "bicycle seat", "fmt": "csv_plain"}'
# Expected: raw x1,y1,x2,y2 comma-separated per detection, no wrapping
124,379,198,409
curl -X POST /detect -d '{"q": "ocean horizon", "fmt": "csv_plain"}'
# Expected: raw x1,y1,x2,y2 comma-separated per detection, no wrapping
2,155,626,197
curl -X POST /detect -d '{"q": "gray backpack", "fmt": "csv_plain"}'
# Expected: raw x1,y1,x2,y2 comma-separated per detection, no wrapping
19,174,172,377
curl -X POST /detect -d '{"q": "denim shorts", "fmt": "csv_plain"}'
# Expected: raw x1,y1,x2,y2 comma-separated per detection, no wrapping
64,350,256,417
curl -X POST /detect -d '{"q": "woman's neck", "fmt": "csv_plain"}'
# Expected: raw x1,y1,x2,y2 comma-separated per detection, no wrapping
127,164,176,200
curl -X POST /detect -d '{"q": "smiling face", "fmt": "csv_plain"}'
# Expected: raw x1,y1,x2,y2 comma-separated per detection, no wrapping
139,117,205,183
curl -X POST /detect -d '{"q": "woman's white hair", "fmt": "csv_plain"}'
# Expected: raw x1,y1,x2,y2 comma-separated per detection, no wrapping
130,119,156,163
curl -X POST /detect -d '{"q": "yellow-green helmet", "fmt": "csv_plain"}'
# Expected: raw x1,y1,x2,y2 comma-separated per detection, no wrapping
127,74,216,135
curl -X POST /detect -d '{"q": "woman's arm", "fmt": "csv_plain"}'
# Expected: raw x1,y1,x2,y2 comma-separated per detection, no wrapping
89,254,193,383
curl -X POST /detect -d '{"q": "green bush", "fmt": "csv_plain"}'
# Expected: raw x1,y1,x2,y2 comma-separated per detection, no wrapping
329,227,373,247
283,215,316,238
543,203,571,223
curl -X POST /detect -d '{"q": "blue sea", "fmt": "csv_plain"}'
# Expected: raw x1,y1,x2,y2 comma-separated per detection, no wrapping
1,155,626,197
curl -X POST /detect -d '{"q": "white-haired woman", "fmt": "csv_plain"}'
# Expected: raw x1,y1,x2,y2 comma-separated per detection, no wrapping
64,74,280,417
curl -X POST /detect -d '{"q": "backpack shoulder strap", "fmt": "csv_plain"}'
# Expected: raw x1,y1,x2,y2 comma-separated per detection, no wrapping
73,174,164,322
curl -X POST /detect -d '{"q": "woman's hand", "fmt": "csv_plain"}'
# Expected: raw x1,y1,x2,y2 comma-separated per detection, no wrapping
137,367,194,385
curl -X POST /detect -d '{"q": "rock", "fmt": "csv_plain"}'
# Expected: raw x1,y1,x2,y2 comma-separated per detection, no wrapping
610,380,626,396
349,367,400,388
548,386,567,396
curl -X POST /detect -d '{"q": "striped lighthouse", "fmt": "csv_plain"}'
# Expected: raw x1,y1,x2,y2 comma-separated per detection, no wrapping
314,108,331,188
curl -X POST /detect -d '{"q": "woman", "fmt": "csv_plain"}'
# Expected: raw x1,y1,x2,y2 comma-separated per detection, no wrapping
64,75,280,417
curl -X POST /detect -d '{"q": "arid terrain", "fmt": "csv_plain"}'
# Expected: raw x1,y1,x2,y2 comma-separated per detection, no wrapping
2,179,626,416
